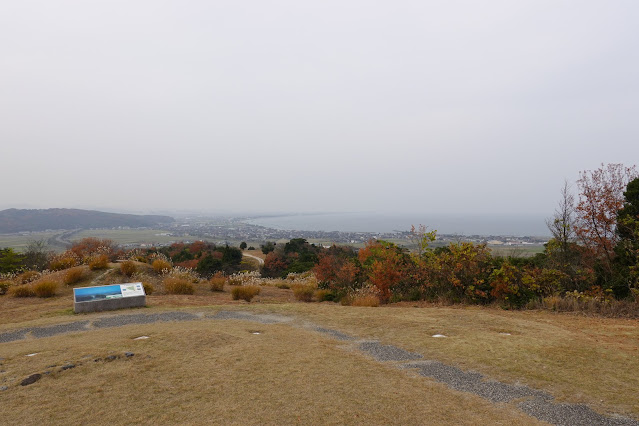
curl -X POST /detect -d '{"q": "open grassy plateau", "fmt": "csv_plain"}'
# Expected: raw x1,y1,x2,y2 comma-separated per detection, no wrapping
1,267,638,425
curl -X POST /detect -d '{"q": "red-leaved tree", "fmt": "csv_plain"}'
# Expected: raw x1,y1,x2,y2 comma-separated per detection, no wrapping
575,163,638,279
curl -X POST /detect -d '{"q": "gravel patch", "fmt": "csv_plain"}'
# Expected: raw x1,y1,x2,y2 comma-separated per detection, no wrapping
92,312,198,329
519,399,639,426
403,361,638,425
359,341,423,362
313,326,355,341
30,321,90,339
402,361,550,403
0,329,30,344
208,311,290,324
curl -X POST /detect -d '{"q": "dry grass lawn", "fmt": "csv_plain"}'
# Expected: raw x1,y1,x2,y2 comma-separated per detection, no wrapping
0,319,541,425
254,303,639,419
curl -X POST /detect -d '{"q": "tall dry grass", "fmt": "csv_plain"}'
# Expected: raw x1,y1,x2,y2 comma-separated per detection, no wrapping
33,280,58,298
163,277,195,295
63,267,85,285
120,260,137,277
231,285,260,302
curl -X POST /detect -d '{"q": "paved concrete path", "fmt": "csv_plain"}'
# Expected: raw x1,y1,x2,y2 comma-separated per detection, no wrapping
1,311,637,425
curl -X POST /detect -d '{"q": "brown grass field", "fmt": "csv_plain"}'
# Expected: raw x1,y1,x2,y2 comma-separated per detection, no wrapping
1,264,638,424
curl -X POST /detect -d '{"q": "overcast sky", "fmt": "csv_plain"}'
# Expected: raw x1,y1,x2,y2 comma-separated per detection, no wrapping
1,1,637,217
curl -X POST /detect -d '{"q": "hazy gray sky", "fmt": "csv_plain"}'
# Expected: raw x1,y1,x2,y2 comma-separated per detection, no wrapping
2,1,638,216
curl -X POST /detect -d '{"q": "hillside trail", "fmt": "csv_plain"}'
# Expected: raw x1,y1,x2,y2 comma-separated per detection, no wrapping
243,253,265,265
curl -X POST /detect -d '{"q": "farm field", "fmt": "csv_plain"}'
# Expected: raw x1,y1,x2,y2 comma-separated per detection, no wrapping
70,229,191,246
0,231,60,252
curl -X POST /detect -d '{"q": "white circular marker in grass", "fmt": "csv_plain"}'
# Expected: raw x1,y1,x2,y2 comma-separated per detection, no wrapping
133,336,150,340
432,334,447,338
26,353,39,357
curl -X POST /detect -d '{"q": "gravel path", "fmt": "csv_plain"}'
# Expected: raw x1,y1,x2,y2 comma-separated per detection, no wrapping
359,341,424,362
1,310,637,425
312,326,355,341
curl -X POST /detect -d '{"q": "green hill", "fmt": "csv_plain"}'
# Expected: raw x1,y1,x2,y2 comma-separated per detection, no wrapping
0,208,175,233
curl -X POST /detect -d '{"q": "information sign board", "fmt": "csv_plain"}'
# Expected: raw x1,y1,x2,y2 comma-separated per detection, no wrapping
73,283,146,313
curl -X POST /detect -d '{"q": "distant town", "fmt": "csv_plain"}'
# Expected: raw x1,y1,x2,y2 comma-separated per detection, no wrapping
139,216,548,250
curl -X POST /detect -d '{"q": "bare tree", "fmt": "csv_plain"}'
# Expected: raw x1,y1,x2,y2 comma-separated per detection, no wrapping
546,180,576,251
23,239,50,271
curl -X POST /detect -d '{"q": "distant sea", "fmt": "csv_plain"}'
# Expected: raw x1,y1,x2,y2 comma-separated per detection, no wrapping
246,213,550,237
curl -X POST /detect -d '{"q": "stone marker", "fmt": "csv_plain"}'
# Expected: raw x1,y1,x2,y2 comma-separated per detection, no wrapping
74,283,146,313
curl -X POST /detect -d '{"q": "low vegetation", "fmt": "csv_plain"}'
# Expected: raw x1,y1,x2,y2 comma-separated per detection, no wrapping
9,284,36,298
152,258,171,274
209,273,225,292
17,270,39,284
63,267,85,285
142,281,154,295
163,277,195,295
119,260,136,277
291,283,315,302
231,285,260,302
88,254,109,270
32,280,58,297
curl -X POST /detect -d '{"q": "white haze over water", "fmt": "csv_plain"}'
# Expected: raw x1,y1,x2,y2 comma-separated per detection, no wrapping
247,213,550,237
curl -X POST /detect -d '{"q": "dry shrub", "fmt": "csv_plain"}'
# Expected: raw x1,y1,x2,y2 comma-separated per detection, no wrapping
89,254,109,270
63,267,85,285
342,285,381,307
231,285,260,302
49,255,78,271
120,260,137,277
351,295,380,307
291,284,315,302
536,293,639,318
0,281,11,296
33,280,58,298
17,270,40,284
163,277,195,295
315,289,336,302
142,282,154,295
10,284,36,298
152,259,172,274
210,273,226,292
275,281,290,289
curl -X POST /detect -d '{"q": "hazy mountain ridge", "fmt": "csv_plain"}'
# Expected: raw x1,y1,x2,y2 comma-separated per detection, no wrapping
0,208,175,233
